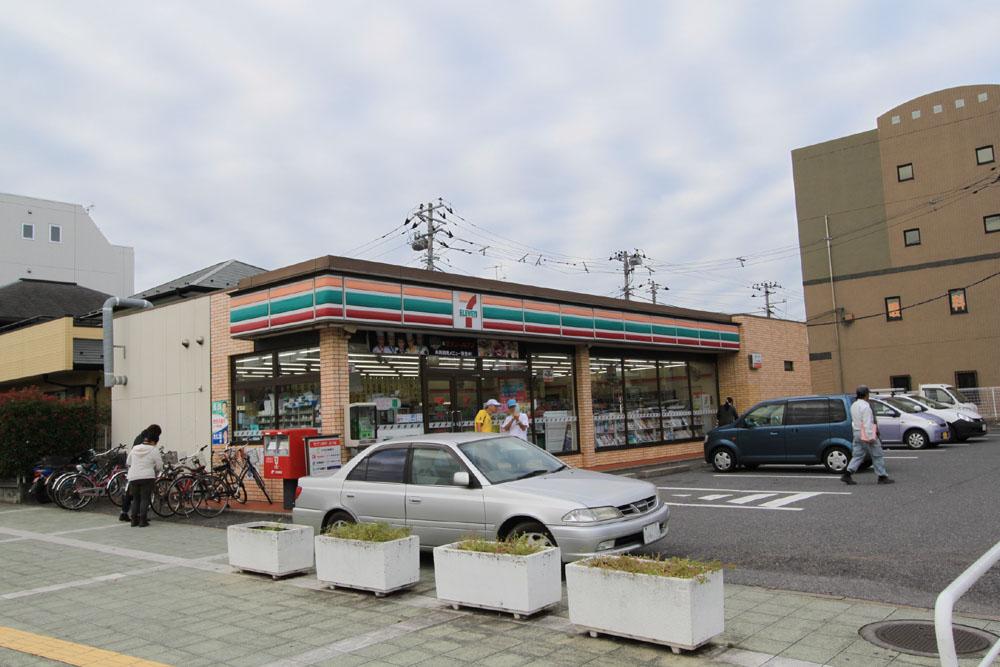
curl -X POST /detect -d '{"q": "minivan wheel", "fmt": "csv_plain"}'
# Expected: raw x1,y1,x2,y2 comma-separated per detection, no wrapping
823,447,851,473
904,429,928,450
711,448,736,473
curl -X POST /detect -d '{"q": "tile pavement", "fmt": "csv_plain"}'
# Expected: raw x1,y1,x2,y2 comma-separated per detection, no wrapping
0,505,997,666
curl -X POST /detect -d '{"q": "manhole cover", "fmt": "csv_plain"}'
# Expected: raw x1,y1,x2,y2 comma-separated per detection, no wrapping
860,620,997,658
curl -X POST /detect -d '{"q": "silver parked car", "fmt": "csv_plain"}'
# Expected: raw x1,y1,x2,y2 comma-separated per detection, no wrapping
292,433,670,561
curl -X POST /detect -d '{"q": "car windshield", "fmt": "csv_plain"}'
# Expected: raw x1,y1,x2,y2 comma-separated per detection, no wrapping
952,388,971,402
911,395,949,410
458,437,566,484
886,398,923,414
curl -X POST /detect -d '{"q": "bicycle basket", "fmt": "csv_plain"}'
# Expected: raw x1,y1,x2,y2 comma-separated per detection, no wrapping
162,451,179,465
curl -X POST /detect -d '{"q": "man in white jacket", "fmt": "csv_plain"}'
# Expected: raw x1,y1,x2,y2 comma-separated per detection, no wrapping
842,386,893,486
126,424,163,527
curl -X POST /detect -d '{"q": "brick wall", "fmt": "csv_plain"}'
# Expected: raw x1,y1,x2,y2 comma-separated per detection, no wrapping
719,315,813,413
319,327,350,441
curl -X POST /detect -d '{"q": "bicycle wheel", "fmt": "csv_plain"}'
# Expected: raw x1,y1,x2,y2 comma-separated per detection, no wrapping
248,464,272,504
191,475,229,518
225,473,247,504
150,478,175,518
167,475,197,517
106,471,128,507
54,474,94,510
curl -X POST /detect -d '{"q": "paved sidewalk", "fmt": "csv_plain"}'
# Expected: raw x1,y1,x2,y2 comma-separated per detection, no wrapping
0,505,996,666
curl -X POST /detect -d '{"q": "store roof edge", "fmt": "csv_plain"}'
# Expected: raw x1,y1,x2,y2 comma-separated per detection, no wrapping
234,255,736,325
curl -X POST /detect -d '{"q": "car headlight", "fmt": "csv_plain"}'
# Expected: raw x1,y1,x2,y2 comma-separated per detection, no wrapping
956,414,972,422
562,506,624,523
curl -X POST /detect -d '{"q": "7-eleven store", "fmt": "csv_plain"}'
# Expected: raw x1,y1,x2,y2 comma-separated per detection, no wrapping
211,255,809,493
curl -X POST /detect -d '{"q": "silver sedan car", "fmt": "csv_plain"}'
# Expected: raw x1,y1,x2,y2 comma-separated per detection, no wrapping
293,433,670,561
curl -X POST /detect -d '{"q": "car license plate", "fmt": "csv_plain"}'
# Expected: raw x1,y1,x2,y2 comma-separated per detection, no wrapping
982,424,988,432
943,430,950,440
643,523,659,544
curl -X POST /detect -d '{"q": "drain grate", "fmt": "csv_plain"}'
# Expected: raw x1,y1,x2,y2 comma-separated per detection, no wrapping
860,620,997,658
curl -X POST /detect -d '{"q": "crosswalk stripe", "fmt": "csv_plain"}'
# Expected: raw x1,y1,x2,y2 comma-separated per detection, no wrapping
760,492,822,508
727,493,778,505
698,494,732,501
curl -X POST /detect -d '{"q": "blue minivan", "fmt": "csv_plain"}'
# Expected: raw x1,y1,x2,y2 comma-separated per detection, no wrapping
704,395,861,474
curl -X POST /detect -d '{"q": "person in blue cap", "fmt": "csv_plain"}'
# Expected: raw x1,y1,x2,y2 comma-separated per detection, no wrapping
500,398,530,440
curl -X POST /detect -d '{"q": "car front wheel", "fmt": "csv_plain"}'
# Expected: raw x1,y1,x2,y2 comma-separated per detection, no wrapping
506,520,556,549
823,446,851,473
711,448,737,473
904,429,928,450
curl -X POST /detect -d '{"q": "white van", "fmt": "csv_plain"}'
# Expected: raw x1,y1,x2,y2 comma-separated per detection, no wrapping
916,384,981,417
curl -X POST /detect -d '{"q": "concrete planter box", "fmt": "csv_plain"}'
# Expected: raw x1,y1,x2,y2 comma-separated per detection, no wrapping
315,534,419,596
566,560,724,652
433,542,561,619
227,522,314,579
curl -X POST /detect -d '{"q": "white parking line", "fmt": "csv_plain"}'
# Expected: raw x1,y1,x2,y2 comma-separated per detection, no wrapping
713,474,841,480
883,456,918,459
760,492,822,508
727,493,778,505
671,493,692,497
663,502,802,512
658,486,851,495
658,486,849,512
698,494,732,501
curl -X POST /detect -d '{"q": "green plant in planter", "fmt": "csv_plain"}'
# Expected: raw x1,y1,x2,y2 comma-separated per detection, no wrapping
250,525,290,532
455,535,544,556
323,522,411,542
584,555,725,583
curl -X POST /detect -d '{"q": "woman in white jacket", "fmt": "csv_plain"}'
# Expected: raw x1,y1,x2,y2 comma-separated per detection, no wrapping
126,424,163,527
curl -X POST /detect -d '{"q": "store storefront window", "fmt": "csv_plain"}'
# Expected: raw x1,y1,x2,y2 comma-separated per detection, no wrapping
659,361,692,441
689,359,719,438
624,359,661,444
231,346,321,442
349,353,424,439
591,357,626,448
529,353,578,453
481,358,530,430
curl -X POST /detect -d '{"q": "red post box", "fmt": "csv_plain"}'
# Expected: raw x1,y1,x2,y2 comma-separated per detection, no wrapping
262,428,317,509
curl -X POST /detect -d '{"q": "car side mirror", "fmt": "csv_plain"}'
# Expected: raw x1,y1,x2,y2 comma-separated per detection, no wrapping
741,420,754,429
452,471,471,487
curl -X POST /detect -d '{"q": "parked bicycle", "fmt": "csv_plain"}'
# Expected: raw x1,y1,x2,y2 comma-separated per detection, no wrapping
159,446,209,517
51,445,128,510
188,445,272,518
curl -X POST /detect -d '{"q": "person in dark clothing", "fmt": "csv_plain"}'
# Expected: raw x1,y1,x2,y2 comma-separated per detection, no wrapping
126,425,163,527
717,397,739,427
119,428,148,521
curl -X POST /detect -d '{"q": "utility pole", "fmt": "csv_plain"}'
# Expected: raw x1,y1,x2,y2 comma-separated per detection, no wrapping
487,264,506,281
752,281,782,318
610,249,645,300
407,199,453,271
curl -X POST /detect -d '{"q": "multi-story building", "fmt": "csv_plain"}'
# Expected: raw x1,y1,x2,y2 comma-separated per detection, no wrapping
0,192,134,296
792,84,1000,393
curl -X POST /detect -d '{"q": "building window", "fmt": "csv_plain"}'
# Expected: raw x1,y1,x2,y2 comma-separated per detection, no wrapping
897,163,914,182
976,145,995,165
784,360,794,372
911,109,921,120
903,228,921,246
948,289,968,315
932,104,943,114
986,215,1000,234
232,347,321,441
955,98,965,109
885,296,902,321
528,353,578,454
49,224,62,243
890,375,912,392
955,371,978,390
21,223,34,240
688,359,719,438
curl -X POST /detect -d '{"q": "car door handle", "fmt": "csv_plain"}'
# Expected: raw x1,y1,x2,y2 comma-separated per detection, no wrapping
769,431,779,436
408,498,422,504
345,493,355,499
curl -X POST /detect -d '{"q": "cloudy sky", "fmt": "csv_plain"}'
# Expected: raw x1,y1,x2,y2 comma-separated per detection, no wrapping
2,1,998,318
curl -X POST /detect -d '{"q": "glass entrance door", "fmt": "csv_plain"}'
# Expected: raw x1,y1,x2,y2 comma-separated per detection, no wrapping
425,374,479,433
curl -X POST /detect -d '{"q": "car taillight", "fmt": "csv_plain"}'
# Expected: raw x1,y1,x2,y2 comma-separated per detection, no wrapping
294,486,303,500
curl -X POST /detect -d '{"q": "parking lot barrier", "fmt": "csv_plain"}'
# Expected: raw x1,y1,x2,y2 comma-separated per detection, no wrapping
934,538,1000,667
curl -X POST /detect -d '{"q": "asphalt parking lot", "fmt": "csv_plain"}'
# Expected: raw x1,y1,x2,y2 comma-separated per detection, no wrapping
647,431,1000,615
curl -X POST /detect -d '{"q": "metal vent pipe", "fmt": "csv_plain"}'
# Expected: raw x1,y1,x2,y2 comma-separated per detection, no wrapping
102,297,153,387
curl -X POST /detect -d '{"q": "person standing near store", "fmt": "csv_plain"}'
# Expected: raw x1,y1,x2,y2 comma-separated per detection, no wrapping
475,399,501,433
118,427,148,522
842,386,893,486
501,399,530,440
717,397,739,427
126,425,164,527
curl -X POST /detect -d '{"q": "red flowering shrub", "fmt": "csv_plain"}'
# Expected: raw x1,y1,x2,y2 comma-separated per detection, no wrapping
0,388,107,478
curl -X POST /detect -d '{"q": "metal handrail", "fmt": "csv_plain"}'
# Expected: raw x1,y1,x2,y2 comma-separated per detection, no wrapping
934,539,1000,667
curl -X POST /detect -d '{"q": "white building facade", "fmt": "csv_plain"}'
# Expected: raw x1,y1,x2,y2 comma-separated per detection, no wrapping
0,192,134,296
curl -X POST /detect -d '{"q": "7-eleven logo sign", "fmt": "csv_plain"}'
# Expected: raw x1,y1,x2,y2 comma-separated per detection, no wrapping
453,292,482,330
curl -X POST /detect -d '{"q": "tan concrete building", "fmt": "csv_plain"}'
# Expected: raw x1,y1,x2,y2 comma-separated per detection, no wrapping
792,84,1000,394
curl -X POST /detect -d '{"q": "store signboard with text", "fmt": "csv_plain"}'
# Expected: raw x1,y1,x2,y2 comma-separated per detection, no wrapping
305,435,343,477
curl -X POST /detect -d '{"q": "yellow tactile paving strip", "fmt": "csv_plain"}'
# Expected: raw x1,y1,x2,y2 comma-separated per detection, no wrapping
0,626,172,667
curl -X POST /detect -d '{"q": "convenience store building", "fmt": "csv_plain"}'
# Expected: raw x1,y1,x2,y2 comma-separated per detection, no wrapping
209,255,811,473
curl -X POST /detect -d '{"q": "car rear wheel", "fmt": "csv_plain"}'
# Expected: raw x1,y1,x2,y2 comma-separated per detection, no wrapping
904,429,928,450
506,520,556,549
711,448,737,473
823,446,851,473
322,510,355,533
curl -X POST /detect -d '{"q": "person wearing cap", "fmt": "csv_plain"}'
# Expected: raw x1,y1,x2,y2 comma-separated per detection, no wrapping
842,385,893,485
501,399,530,440
475,399,501,433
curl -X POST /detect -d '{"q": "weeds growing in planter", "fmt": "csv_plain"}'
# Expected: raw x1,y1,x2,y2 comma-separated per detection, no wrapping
323,522,411,542
456,535,544,556
584,555,724,582
250,525,290,532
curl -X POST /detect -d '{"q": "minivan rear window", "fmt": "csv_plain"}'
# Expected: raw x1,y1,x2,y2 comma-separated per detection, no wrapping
828,399,847,422
786,400,830,425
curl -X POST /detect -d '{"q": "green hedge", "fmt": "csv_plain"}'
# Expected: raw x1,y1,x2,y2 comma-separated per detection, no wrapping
0,388,107,478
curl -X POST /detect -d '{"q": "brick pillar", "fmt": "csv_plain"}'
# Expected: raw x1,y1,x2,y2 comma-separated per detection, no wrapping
574,345,596,468
319,327,350,438
209,292,253,434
